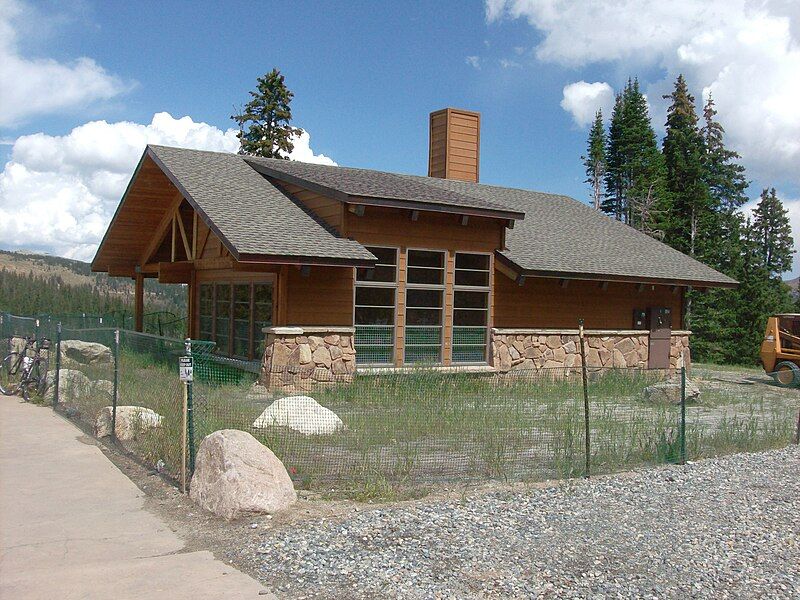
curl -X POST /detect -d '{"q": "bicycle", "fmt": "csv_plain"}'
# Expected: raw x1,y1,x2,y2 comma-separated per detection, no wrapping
0,336,50,401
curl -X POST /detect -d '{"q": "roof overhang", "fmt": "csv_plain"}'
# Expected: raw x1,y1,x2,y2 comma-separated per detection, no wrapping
245,159,525,222
495,251,739,289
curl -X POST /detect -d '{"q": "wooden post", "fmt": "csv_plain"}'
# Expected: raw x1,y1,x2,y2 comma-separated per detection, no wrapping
181,382,188,493
134,272,144,332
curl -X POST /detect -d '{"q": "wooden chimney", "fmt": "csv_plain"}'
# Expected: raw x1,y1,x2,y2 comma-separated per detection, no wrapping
428,108,480,183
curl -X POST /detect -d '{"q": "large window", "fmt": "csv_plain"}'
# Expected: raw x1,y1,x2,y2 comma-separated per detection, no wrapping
405,249,445,364
452,253,490,363
354,247,397,365
198,281,273,360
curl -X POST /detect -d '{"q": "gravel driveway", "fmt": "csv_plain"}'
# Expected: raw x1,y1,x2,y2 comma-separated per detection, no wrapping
243,446,800,599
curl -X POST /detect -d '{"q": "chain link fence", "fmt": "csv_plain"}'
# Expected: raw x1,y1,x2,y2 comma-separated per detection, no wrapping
1,311,798,498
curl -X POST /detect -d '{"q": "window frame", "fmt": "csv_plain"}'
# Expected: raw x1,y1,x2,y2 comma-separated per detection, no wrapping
404,247,447,365
196,278,275,361
353,245,399,366
452,251,492,364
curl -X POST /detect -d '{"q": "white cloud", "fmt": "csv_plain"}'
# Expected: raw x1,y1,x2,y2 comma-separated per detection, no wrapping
486,0,800,188
465,55,482,69
0,113,336,261
0,0,131,127
560,81,615,127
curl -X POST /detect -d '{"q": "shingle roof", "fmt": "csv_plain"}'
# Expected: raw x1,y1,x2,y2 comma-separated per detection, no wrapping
148,145,374,264
404,176,737,286
244,156,524,220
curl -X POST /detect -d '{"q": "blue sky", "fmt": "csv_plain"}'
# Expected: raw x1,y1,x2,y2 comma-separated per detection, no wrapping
1,0,799,276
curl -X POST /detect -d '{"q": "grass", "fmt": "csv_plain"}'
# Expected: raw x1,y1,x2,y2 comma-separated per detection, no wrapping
50,343,800,499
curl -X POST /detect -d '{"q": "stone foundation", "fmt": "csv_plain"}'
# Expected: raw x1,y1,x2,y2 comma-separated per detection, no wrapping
490,329,691,373
261,326,356,391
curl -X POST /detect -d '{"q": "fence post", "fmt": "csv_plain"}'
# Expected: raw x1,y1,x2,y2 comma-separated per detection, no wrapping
112,328,120,442
185,339,196,474
680,366,687,464
794,406,800,445
53,322,62,407
578,319,591,478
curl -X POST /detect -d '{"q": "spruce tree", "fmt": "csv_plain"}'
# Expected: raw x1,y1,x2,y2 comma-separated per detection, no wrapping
752,188,795,276
701,95,748,215
603,79,666,236
582,110,606,210
232,68,301,159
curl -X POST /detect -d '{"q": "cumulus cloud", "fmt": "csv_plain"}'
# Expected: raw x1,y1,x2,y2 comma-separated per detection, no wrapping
486,0,800,187
0,113,336,261
560,81,615,127
0,0,130,127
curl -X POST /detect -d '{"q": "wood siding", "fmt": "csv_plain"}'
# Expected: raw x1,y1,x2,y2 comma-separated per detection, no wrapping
493,271,684,330
428,108,480,183
285,265,354,326
272,181,344,232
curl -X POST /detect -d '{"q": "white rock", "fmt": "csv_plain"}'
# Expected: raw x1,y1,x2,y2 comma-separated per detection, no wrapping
252,395,344,435
60,340,112,366
189,429,296,520
43,369,92,402
643,377,701,404
95,405,163,440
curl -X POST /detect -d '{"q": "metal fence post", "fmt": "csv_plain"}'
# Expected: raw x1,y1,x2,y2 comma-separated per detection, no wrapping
680,366,687,464
53,322,62,407
794,406,800,445
578,319,591,478
112,328,120,442
185,339,196,474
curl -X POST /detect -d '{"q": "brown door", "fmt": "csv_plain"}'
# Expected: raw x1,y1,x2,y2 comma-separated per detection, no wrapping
647,307,672,369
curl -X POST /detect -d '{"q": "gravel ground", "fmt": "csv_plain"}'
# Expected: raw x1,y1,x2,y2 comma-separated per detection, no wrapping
241,446,800,599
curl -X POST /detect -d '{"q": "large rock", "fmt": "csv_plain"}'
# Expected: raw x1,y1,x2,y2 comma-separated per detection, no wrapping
60,340,112,366
252,395,344,435
643,377,701,404
189,429,296,520
43,369,92,402
95,405,163,440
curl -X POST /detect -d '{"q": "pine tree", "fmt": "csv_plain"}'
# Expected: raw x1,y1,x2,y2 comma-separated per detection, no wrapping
701,95,749,215
231,68,301,159
582,110,606,210
752,188,795,276
603,79,666,236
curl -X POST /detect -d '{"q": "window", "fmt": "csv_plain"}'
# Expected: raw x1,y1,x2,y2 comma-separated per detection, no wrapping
405,249,445,364
197,281,273,360
354,247,397,365
452,253,490,363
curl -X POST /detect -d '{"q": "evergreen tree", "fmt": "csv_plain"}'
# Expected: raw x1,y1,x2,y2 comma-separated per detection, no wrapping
662,74,712,261
231,68,301,159
603,79,666,236
582,110,606,210
751,188,795,276
701,95,749,216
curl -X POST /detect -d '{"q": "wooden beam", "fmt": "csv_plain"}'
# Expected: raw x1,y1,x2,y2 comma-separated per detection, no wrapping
108,266,135,278
171,215,177,262
134,272,144,332
176,210,192,260
192,212,198,260
158,261,193,284
139,191,184,267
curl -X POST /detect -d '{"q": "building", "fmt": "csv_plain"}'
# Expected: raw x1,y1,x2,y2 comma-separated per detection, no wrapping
92,108,736,382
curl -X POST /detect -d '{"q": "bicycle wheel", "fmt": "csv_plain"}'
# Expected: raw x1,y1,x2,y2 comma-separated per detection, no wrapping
0,352,23,395
35,356,49,397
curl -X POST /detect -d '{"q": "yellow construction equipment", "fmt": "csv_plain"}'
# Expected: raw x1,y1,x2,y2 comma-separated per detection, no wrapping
760,314,800,387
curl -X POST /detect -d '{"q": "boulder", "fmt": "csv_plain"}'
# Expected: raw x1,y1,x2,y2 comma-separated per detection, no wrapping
252,395,344,435
43,369,92,402
95,405,163,440
189,429,296,519
60,340,112,366
643,377,701,405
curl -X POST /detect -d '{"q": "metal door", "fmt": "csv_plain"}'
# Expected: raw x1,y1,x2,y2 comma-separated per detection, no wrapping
647,307,672,369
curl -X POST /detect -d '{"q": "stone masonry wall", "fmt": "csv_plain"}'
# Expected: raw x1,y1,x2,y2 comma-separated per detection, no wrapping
491,329,691,373
261,326,356,391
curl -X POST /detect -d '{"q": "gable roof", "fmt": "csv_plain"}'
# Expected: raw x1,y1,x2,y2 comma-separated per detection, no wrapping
404,176,737,287
245,156,524,220
138,145,374,265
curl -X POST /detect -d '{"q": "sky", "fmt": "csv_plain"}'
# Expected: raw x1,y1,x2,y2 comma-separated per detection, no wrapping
1,0,798,277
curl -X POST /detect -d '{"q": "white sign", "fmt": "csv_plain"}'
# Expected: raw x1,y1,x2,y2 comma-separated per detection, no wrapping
178,356,193,383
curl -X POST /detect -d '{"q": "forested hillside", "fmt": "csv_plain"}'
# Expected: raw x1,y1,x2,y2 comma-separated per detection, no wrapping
0,250,186,332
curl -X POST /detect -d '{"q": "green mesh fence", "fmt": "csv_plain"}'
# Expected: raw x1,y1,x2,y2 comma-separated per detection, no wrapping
1,311,798,498
354,325,394,365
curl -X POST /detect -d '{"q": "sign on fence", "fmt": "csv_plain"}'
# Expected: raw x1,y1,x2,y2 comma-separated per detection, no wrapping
178,356,193,382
